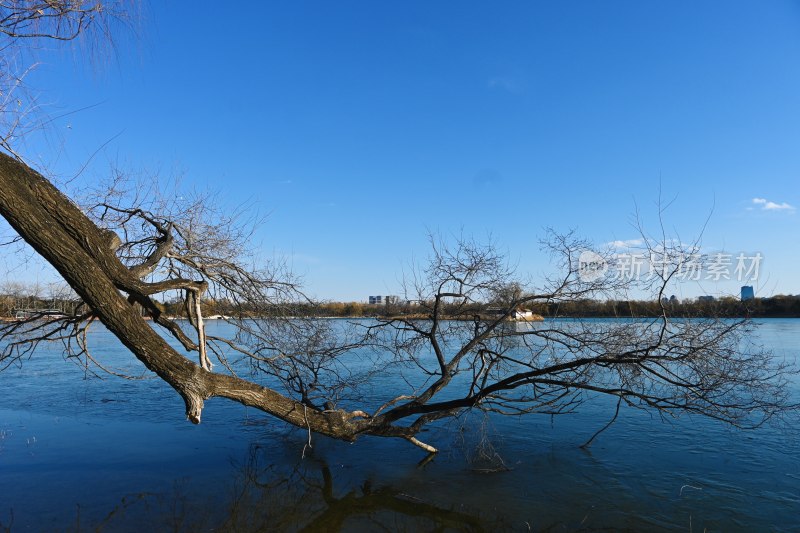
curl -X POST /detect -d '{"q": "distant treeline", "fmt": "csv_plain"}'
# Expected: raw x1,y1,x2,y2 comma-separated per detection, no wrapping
295,296,800,319
168,296,797,319
2,288,800,319
527,296,800,319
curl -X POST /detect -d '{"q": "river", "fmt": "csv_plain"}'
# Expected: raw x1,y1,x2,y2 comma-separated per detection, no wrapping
1,319,798,531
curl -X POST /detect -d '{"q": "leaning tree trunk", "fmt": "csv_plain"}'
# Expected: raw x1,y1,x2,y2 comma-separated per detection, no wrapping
0,152,382,442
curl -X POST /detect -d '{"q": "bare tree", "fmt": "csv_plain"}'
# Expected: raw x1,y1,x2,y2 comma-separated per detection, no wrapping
0,1,129,157
0,1,796,454
0,153,795,453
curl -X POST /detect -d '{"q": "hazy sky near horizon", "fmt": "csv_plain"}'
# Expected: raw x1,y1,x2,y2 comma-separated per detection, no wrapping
8,0,800,300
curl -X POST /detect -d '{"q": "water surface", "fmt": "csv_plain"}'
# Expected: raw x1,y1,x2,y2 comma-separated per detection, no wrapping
1,319,798,531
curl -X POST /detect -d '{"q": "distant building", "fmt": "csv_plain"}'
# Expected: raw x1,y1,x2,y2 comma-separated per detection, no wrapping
698,295,715,302
12,308,66,320
741,285,755,301
669,295,679,304
512,308,541,321
368,295,400,305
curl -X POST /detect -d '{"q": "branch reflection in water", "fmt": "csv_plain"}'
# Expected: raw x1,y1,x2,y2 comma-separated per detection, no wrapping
47,443,498,532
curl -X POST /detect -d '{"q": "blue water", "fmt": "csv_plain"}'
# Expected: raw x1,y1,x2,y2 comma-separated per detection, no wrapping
1,319,799,531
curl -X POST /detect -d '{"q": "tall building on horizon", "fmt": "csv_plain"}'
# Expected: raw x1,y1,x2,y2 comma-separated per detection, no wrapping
741,285,755,301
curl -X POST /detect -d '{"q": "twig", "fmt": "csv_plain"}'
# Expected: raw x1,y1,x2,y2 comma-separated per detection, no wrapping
680,484,703,497
580,395,622,448
301,404,312,459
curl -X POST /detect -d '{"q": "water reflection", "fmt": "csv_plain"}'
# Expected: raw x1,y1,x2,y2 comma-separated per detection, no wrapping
238,446,491,532
27,443,495,532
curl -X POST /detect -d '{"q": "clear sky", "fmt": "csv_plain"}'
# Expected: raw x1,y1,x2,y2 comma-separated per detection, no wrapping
9,0,800,300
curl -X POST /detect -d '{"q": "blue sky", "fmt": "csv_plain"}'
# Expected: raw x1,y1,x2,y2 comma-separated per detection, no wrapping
11,0,800,300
